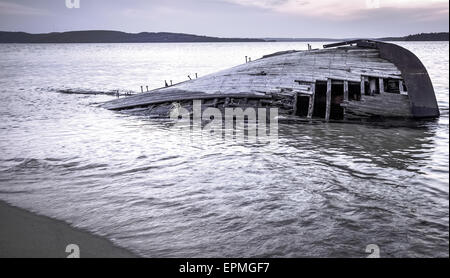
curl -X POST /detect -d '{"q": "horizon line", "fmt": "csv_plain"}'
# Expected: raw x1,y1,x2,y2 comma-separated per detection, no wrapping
1,29,449,40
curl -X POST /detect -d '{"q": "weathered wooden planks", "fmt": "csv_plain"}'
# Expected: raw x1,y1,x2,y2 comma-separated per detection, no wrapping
102,90,271,110
103,45,407,114
342,93,412,118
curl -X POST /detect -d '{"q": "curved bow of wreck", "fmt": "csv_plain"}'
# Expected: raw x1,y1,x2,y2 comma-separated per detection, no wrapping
102,40,440,122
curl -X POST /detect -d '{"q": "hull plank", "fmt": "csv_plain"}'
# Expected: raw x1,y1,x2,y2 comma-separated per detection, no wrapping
342,93,412,119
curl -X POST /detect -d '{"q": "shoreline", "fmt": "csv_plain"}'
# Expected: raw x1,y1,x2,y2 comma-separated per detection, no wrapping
0,200,139,258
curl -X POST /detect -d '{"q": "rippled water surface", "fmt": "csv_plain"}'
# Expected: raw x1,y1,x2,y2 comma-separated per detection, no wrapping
0,42,448,257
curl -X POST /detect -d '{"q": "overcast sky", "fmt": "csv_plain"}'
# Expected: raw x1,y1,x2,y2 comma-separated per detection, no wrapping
0,0,448,38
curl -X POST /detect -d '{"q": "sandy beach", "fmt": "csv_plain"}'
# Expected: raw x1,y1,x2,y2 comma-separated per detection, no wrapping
0,200,138,258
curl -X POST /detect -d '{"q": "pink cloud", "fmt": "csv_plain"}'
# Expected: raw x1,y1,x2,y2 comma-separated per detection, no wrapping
0,1,49,16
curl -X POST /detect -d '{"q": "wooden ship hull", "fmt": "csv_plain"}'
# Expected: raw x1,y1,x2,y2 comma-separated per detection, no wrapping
102,40,440,122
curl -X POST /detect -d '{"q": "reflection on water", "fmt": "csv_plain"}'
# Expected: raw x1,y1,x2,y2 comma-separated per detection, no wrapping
0,42,448,257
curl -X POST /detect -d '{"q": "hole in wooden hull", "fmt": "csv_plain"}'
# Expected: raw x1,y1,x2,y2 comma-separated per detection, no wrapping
313,81,327,119
330,82,344,120
296,95,310,117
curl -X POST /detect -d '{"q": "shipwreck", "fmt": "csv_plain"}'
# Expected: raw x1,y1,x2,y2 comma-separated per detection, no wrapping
102,40,440,122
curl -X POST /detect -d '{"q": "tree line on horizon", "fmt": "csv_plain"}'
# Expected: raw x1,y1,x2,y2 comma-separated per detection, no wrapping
0,30,448,43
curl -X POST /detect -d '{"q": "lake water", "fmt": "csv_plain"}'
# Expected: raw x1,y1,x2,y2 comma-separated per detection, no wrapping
0,42,448,257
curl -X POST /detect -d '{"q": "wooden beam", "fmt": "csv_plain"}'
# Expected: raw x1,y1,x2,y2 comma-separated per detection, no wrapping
343,80,349,101
293,92,298,115
399,80,405,94
360,76,365,97
369,78,377,95
379,78,384,94
325,78,332,121
343,80,348,120
307,83,316,119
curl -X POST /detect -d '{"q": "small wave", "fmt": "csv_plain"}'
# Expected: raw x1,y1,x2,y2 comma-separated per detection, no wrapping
2,158,103,173
438,107,449,117
7,158,53,171
70,163,109,171
110,165,159,177
0,190,31,194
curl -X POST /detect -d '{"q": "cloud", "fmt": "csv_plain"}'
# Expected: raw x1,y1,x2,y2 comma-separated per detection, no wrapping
0,0,447,36
0,1,49,16
361,3,449,23
222,0,449,18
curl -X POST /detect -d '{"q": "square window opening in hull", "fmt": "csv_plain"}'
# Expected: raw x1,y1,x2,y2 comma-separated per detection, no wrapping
330,82,344,120
349,82,361,101
313,81,327,118
296,95,310,117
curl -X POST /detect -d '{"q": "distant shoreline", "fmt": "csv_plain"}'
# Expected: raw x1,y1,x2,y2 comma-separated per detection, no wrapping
0,31,448,43
0,200,138,258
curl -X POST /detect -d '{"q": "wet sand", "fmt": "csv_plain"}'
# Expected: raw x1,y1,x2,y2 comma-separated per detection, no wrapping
0,200,138,258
